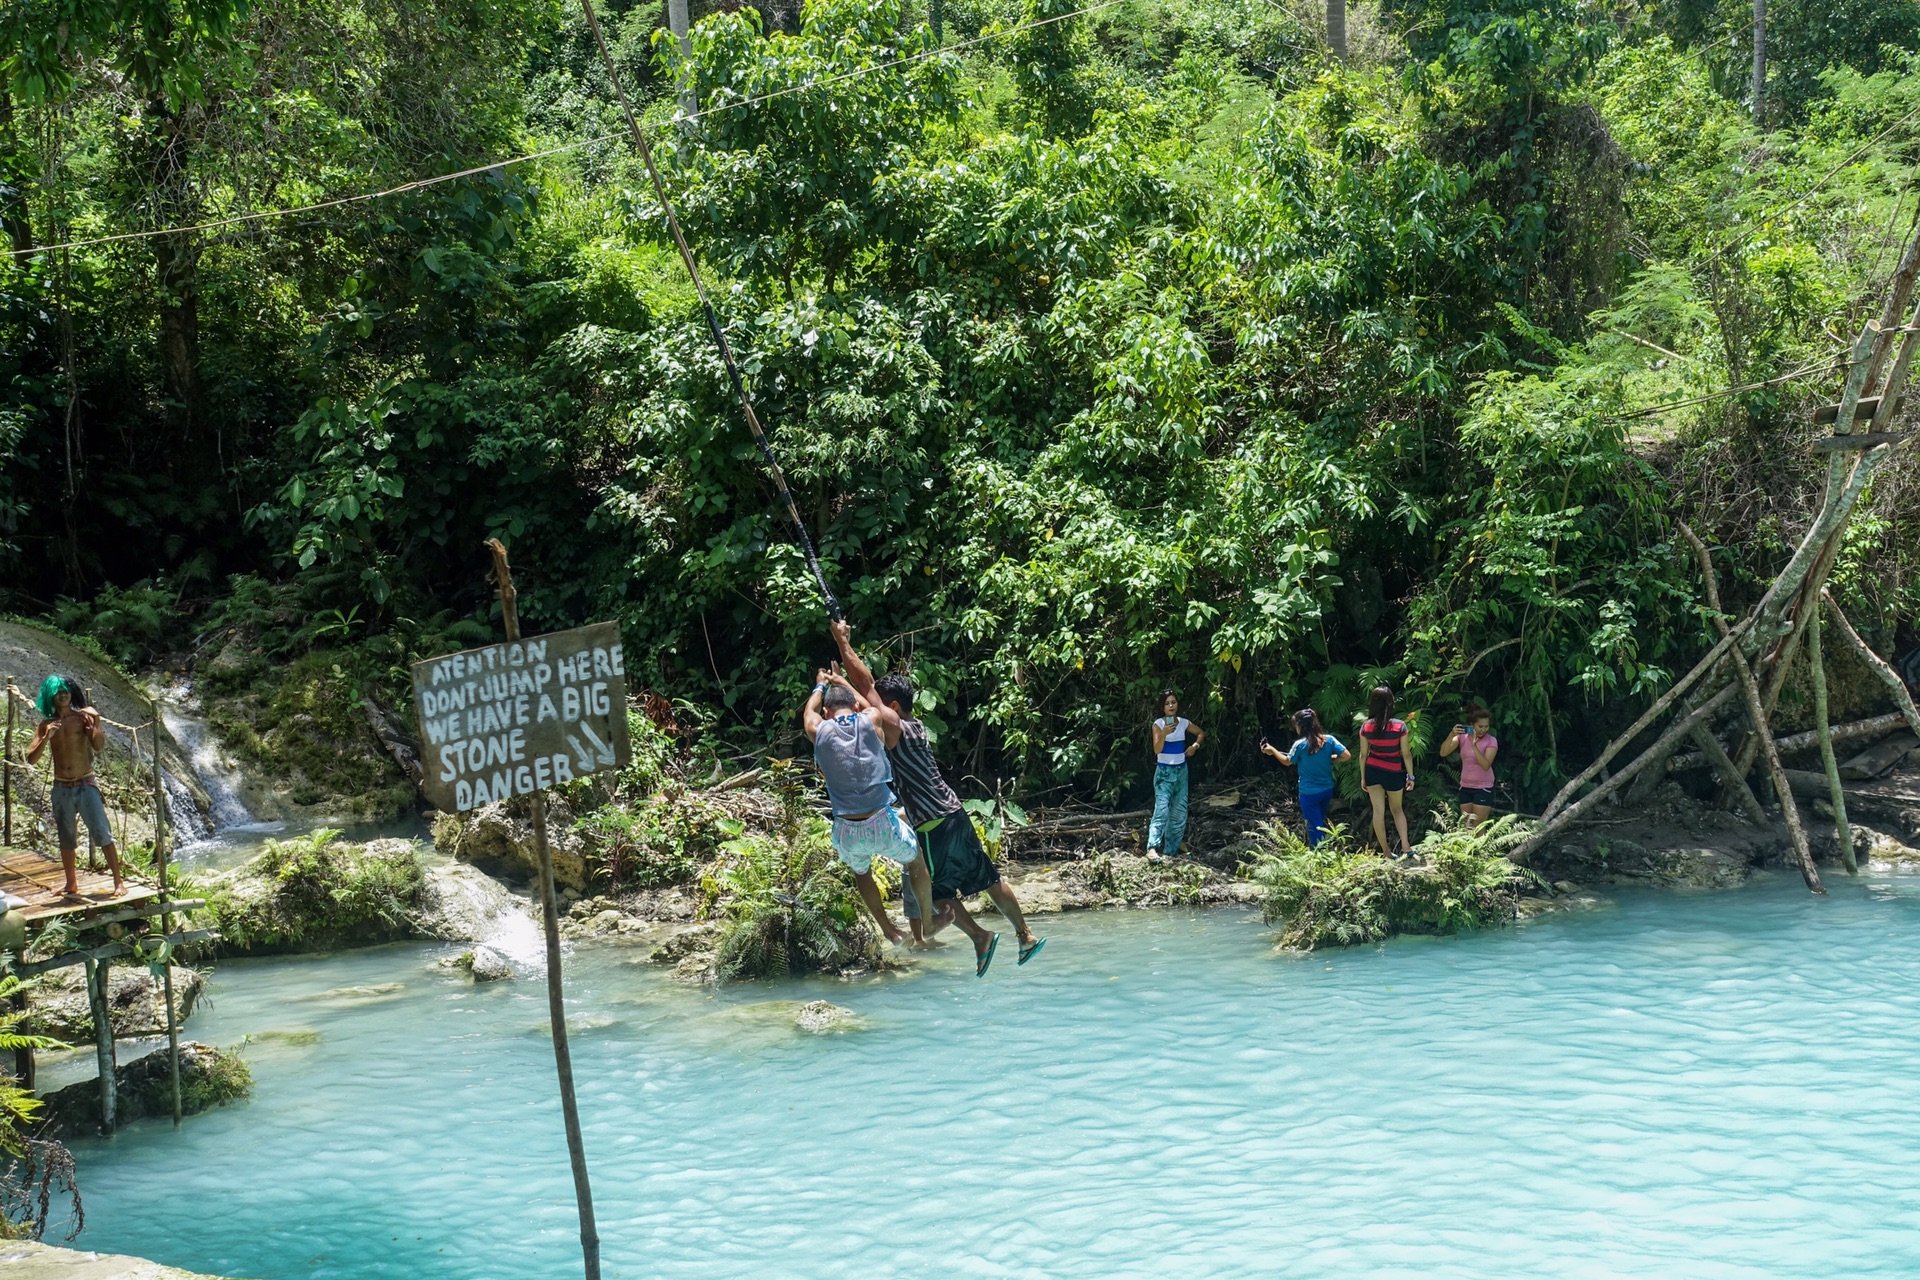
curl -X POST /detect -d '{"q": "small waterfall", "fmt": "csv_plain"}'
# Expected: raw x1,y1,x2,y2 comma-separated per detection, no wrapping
156,679,257,844
162,768,214,842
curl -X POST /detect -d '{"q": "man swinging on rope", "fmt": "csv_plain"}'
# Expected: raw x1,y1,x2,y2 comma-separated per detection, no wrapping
24,676,126,898
802,667,950,953
832,621,1045,974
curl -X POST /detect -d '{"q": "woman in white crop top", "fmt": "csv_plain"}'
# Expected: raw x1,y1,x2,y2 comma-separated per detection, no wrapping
1146,690,1204,859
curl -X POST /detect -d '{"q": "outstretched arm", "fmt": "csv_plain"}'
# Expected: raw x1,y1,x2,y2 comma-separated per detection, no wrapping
830,620,880,707
801,671,831,739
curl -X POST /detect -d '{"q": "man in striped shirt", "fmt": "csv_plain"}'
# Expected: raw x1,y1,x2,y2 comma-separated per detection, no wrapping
832,621,1045,974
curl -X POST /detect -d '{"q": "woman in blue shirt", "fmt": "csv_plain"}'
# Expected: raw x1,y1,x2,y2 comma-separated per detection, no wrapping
1262,709,1350,848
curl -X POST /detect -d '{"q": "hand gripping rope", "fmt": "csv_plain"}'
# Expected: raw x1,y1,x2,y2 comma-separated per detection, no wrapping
576,0,844,622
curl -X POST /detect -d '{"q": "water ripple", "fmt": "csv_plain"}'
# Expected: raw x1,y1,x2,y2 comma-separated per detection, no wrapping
60,876,1920,1278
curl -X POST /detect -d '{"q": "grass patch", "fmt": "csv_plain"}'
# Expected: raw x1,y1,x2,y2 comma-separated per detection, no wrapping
709,763,878,981
1249,816,1539,950
207,828,426,951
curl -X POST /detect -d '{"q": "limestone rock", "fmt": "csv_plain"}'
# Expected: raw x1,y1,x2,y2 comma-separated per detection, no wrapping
26,964,204,1043
794,1000,863,1033
0,1240,234,1279
432,799,588,893
414,858,531,944
468,945,513,982
1859,823,1920,870
646,923,720,966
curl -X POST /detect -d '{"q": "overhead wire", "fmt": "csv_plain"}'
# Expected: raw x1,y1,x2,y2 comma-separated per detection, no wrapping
5,0,1127,261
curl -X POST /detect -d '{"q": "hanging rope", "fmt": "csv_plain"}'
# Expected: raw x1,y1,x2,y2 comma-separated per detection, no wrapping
578,0,845,621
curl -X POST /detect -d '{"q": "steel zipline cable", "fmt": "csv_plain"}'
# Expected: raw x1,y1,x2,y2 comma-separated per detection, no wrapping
579,0,845,620
4,0,1125,262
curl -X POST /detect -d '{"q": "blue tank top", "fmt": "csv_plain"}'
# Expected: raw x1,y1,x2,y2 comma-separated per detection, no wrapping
814,713,895,815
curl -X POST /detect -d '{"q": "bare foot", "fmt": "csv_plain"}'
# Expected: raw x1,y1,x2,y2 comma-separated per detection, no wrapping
61,882,80,898
111,881,127,898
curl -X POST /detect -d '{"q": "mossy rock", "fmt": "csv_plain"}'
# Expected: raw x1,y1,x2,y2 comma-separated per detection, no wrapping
204,831,427,955
199,649,414,822
37,1041,251,1137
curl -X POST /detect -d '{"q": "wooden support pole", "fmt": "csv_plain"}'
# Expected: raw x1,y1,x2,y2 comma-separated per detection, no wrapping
1541,620,1749,822
1822,589,1920,740
10,985,32,1093
152,715,181,1125
1517,684,1739,862
4,677,13,845
487,538,601,1280
1675,520,1770,826
1730,629,1823,892
87,956,116,1135
1809,602,1854,872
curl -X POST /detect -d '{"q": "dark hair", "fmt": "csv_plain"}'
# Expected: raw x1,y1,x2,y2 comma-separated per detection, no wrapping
873,674,916,716
822,684,858,713
1462,703,1490,725
1293,708,1325,753
1159,688,1179,714
1367,685,1395,728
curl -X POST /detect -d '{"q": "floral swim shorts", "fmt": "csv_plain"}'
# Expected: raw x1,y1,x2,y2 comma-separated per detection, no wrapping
831,808,921,875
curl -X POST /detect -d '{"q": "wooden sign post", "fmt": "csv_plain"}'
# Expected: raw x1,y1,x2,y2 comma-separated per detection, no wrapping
413,540,621,1280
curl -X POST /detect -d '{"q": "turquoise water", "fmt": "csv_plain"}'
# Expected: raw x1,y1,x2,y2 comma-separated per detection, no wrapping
64,873,1920,1279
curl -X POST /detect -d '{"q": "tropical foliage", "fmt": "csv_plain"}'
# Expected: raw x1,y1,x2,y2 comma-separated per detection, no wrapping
1249,815,1536,948
3,0,1918,810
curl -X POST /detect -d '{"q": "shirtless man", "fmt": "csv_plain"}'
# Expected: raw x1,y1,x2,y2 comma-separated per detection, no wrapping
24,676,126,897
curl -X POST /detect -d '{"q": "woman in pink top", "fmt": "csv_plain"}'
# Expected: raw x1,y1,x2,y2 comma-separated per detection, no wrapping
1439,704,1499,827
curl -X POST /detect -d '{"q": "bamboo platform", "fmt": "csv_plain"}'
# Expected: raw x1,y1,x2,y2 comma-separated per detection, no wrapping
0,846,157,922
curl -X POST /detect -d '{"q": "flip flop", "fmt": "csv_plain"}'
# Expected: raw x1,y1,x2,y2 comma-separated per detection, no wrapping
975,933,999,978
1017,937,1046,966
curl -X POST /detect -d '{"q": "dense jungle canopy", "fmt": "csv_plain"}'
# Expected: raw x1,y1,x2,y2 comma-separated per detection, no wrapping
1,0,1917,805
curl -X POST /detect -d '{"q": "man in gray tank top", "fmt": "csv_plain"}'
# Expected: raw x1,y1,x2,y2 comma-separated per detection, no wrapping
832,621,1045,971
802,668,945,950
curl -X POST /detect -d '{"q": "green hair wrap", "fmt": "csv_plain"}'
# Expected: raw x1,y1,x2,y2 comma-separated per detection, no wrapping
35,675,71,722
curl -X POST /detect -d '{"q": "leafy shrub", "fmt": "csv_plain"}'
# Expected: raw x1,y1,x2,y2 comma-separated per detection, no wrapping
576,797,742,892
1250,817,1537,950
209,829,426,951
0,975,79,1242
710,764,877,981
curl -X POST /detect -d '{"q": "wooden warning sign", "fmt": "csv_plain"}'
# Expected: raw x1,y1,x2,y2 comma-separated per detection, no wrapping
411,621,632,812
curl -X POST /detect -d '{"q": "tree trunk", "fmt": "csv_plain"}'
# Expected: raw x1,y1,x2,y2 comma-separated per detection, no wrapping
1752,0,1766,123
146,98,202,440
1808,602,1853,872
0,88,31,254
1327,0,1346,61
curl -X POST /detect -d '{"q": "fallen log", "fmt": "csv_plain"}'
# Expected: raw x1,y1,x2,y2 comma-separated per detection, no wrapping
1666,713,1906,773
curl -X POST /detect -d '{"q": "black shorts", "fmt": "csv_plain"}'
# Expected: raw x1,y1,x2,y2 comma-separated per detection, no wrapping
1364,764,1405,792
1458,787,1496,807
901,811,1002,919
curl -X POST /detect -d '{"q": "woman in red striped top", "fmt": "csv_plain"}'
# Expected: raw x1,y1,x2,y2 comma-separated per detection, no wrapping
1359,685,1415,857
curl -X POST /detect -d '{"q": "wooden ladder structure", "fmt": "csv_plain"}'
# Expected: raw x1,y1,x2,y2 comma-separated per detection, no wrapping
1515,227,1920,890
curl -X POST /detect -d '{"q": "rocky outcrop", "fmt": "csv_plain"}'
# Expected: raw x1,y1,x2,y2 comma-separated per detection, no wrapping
25,965,203,1043
205,834,426,954
468,945,513,981
431,801,588,893
37,1041,251,1137
413,856,534,945
0,1241,233,1279
795,1001,863,1033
